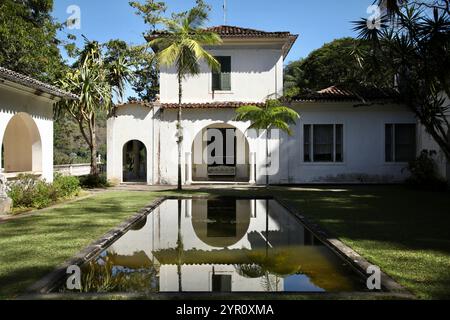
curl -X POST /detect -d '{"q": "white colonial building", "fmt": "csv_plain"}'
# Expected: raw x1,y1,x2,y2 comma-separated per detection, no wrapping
0,67,78,182
107,26,449,185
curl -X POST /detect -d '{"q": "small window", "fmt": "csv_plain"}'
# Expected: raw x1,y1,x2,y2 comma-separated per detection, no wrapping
212,56,231,91
385,124,416,162
212,274,232,292
304,124,344,163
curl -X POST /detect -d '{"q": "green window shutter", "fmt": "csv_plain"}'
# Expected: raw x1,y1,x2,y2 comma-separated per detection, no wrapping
212,56,231,91
221,57,231,91
212,72,221,91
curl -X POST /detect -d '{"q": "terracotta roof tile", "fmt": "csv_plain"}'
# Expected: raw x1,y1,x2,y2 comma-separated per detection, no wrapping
115,100,153,108
161,102,265,109
205,25,292,38
292,85,397,102
147,25,293,39
0,66,78,100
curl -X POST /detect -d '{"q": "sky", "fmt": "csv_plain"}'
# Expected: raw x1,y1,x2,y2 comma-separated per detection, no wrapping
52,0,376,97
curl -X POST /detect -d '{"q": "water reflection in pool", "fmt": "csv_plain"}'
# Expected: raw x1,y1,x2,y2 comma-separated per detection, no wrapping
74,199,366,293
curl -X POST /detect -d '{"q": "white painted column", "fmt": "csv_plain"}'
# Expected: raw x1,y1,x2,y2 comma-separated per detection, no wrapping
249,152,256,184
186,151,192,185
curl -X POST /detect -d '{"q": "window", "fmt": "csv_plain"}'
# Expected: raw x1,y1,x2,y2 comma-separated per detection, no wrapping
385,124,416,162
212,56,231,91
212,275,232,292
304,124,344,163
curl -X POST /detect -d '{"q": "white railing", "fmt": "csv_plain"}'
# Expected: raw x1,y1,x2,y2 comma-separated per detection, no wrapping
54,163,92,177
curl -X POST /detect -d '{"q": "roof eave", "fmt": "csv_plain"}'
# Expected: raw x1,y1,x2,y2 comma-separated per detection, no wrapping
282,34,299,59
0,78,78,101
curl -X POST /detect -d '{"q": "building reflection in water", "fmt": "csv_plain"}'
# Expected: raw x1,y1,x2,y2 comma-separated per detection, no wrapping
79,199,364,293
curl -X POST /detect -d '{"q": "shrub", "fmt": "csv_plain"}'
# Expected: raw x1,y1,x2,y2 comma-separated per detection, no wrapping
78,174,111,189
405,150,448,191
7,174,51,209
53,174,81,199
6,173,81,211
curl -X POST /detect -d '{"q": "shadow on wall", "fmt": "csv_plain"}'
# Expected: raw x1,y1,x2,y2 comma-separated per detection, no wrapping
162,51,279,75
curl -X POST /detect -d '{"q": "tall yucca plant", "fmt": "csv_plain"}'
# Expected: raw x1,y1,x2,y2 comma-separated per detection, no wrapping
235,100,300,186
148,4,222,190
353,2,450,163
57,40,132,176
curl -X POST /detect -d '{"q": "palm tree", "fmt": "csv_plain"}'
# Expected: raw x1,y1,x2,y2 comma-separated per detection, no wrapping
235,100,300,186
148,6,222,190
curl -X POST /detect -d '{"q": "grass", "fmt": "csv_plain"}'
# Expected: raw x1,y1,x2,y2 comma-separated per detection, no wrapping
0,191,159,300
0,185,449,299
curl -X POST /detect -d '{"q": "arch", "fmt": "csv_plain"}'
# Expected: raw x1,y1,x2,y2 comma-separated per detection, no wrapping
191,199,252,248
122,140,147,183
191,123,251,182
2,112,42,173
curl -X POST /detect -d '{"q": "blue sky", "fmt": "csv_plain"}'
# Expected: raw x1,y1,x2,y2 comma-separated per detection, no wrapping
52,0,375,97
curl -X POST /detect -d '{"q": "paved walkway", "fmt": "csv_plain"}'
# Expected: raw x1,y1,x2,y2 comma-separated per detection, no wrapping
0,183,267,224
111,183,265,192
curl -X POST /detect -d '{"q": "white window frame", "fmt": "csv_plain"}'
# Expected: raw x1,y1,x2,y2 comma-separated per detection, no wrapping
209,56,233,94
303,124,345,164
384,123,417,164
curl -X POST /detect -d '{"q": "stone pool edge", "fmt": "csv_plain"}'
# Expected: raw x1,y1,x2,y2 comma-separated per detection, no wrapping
24,197,167,295
23,195,415,300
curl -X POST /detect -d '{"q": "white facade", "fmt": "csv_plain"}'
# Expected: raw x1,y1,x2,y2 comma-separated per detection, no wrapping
160,47,284,103
0,83,55,182
107,27,449,185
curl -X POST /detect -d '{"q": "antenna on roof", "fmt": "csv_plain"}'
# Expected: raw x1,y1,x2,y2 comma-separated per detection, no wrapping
223,0,227,25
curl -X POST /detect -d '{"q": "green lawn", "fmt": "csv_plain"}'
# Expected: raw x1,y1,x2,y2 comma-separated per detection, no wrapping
0,191,159,299
0,186,449,299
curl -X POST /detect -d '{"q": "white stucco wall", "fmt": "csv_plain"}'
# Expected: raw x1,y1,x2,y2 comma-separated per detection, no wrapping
107,101,428,185
0,85,54,182
159,46,284,103
275,102,419,184
157,103,421,184
107,105,156,184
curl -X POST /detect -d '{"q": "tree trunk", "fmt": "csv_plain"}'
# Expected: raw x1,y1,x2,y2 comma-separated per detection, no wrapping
265,129,269,187
89,114,99,176
414,108,450,162
177,199,183,292
177,73,183,191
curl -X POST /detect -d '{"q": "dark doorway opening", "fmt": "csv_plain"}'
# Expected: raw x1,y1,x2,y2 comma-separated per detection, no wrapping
123,140,147,183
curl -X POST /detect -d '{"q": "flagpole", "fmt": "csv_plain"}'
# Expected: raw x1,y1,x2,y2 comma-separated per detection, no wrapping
223,0,227,25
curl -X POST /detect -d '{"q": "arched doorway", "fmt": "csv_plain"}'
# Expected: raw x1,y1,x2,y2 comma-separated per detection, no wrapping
123,140,147,183
2,113,42,173
191,124,250,182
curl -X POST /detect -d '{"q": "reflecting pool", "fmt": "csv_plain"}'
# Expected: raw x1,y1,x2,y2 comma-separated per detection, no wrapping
65,198,368,293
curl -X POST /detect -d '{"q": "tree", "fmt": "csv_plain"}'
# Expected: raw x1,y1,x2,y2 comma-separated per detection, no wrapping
57,40,133,176
284,38,395,98
0,0,65,81
353,1,450,162
147,1,222,190
235,100,300,186
129,1,167,102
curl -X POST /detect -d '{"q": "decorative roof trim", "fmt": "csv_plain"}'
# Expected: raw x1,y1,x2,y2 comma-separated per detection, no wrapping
160,101,265,109
0,66,78,100
291,85,398,103
115,100,153,108
146,25,298,58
